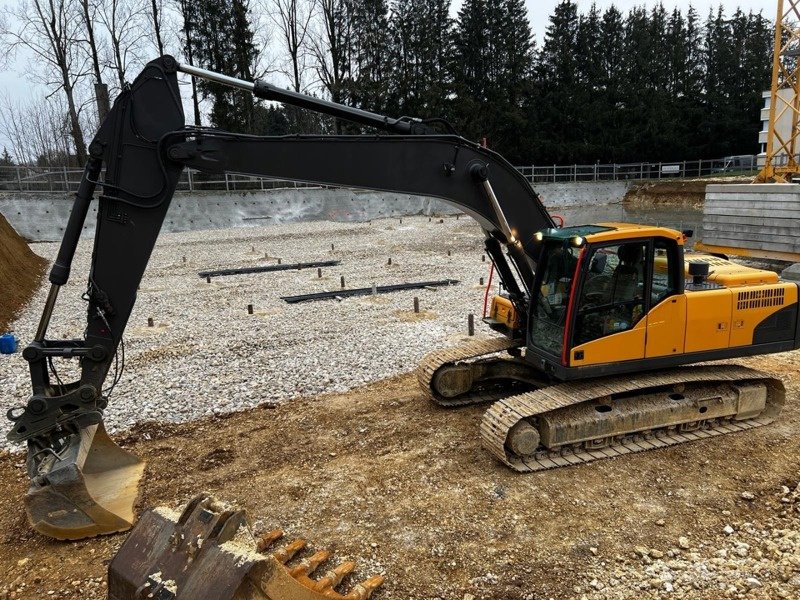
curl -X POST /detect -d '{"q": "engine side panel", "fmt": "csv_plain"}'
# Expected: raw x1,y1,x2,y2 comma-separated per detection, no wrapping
730,283,799,346
684,288,733,352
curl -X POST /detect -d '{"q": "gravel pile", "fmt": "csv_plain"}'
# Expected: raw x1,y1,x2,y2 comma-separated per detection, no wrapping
573,481,800,599
0,216,494,452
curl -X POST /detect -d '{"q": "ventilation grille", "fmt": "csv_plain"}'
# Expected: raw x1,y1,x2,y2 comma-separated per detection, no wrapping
702,257,731,266
737,288,785,310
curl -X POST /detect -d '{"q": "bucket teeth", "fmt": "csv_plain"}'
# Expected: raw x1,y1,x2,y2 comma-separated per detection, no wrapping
313,561,356,591
339,575,386,600
108,494,386,600
289,549,331,578
272,539,307,564
256,528,284,553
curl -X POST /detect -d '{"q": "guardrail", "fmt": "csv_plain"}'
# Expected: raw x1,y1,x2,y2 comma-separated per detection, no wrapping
0,156,760,192
517,158,759,183
0,167,319,194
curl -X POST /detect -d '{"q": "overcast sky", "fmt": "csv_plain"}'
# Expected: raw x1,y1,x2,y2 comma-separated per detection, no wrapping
0,0,780,154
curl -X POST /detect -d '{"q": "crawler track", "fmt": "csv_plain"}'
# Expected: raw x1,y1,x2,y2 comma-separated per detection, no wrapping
417,337,526,407
480,365,785,472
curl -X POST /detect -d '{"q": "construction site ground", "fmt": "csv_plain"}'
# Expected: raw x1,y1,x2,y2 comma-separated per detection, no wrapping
1,214,799,599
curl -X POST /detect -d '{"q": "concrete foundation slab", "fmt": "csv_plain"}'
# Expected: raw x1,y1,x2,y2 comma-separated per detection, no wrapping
781,263,800,281
699,183,800,261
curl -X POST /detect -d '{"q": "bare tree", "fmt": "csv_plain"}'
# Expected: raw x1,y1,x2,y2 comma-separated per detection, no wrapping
149,0,165,55
97,0,149,90
0,0,90,163
77,0,110,120
267,0,315,92
0,93,74,166
175,0,201,126
310,0,351,100
307,0,353,133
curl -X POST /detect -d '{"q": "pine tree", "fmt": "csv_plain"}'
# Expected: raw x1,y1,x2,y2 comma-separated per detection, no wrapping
388,0,451,118
346,0,392,113
595,5,626,161
0,147,13,166
450,0,533,160
0,147,13,182
535,0,580,162
190,0,258,132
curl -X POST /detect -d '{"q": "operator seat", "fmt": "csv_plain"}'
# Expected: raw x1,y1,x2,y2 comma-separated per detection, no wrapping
611,243,643,304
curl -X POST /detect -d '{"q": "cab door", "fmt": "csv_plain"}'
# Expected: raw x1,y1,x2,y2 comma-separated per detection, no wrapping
569,241,648,367
645,238,686,358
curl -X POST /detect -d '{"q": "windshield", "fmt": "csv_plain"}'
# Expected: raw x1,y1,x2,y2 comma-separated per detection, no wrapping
529,241,582,357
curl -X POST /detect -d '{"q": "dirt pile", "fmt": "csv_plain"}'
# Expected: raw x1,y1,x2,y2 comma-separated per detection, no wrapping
0,212,46,332
624,177,753,208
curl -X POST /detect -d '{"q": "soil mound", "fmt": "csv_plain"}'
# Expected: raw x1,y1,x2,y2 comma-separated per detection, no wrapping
0,212,46,332
624,177,753,208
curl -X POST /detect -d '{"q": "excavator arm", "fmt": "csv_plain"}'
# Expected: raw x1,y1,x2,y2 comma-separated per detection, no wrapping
6,55,554,541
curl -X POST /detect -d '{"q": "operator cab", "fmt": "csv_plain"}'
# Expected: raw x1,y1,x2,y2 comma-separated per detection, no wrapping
523,223,685,378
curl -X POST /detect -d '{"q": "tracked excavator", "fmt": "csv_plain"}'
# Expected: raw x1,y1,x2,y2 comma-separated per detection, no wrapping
5,56,799,594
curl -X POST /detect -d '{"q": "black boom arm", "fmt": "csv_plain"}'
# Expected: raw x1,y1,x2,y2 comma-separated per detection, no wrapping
7,56,553,458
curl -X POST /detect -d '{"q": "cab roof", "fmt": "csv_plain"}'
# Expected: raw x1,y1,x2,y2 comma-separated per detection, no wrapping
539,223,684,245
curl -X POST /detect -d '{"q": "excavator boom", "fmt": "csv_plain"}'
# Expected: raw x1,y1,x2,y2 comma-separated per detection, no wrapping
6,56,553,541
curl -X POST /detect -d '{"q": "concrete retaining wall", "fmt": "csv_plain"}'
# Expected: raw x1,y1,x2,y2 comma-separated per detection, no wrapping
701,183,800,256
0,181,629,242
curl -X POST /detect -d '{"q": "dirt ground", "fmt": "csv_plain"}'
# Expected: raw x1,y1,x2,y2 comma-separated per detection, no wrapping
1,346,800,599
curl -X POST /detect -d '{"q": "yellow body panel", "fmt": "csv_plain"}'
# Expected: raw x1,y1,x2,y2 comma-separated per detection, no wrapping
645,295,687,357
570,319,647,366
686,252,779,286
489,295,519,329
684,288,733,352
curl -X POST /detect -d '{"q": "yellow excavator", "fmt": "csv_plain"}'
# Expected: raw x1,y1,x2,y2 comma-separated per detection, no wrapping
5,56,797,596
419,225,791,471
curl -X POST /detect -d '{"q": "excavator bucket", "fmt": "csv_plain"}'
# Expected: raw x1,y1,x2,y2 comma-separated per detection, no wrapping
24,423,145,540
108,494,386,600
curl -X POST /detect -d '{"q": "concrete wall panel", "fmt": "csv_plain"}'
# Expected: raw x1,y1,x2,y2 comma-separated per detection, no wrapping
1,181,630,242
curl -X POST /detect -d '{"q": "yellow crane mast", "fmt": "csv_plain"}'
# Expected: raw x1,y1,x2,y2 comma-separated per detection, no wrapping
757,0,800,182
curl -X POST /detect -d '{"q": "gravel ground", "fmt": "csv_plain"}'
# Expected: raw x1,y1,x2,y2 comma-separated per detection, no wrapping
0,215,491,452
2,213,800,600
576,479,800,599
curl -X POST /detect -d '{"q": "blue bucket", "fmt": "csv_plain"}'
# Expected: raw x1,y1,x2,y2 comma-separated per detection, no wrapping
0,333,18,354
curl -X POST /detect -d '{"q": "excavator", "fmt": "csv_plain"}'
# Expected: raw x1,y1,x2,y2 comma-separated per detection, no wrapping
4,56,799,596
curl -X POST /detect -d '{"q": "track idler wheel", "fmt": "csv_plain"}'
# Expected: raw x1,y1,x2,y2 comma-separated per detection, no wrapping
506,421,540,457
108,494,385,600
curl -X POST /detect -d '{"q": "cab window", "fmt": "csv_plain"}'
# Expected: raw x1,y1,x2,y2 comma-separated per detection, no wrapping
573,242,647,346
651,238,677,305
529,241,582,356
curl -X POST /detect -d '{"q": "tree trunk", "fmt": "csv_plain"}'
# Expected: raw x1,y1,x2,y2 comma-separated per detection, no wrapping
62,76,87,164
151,0,164,55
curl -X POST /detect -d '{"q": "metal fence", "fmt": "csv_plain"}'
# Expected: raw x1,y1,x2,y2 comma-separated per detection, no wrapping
516,156,759,183
0,166,319,194
0,155,760,193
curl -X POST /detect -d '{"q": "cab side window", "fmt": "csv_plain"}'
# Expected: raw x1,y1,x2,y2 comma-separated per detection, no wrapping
651,239,676,305
573,242,647,346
